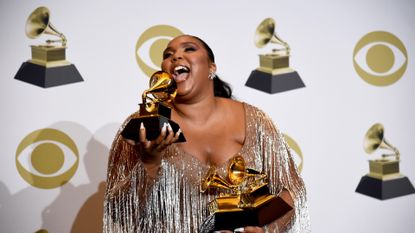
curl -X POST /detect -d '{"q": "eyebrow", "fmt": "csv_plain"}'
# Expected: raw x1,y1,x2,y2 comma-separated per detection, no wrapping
163,41,200,54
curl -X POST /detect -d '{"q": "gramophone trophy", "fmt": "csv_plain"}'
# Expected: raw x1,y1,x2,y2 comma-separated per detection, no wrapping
355,123,415,200
14,6,83,88
245,18,305,94
121,71,185,142
200,156,292,232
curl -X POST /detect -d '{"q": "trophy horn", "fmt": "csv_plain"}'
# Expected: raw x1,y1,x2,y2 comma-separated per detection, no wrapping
363,123,400,160
254,18,290,55
228,156,247,185
143,71,177,103
25,6,67,46
228,156,265,186
201,167,234,193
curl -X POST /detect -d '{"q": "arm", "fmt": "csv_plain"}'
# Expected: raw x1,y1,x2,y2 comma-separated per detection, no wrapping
103,116,180,232
274,189,295,232
236,189,294,233
254,109,309,233
126,122,180,177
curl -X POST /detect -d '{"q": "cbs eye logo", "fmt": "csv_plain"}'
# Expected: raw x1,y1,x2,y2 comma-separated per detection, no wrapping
136,25,183,78
15,128,79,189
283,133,303,173
353,31,408,86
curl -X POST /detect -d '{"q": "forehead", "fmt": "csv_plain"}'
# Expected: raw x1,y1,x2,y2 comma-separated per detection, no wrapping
166,35,203,48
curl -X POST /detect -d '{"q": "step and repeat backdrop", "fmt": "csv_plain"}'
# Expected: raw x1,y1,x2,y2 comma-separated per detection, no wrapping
1,0,414,232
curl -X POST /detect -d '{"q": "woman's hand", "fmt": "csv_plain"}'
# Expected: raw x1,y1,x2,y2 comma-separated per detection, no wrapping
214,226,264,233
125,122,181,176
234,226,264,233
139,122,181,163
240,226,264,233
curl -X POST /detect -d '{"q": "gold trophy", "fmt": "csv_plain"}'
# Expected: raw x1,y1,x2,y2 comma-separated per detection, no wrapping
14,6,83,88
200,156,292,232
355,123,415,200
121,71,185,142
245,18,305,94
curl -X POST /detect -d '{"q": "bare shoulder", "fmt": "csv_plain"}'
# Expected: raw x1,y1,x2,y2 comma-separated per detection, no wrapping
216,97,244,115
215,97,246,145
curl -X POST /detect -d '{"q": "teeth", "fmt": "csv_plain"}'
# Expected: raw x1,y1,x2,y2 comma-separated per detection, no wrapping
174,65,189,74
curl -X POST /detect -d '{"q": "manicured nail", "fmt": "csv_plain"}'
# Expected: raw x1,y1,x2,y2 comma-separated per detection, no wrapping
167,123,172,131
140,122,144,129
162,123,167,132
234,227,244,232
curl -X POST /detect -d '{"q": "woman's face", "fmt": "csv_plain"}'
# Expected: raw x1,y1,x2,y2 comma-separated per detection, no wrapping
161,35,216,100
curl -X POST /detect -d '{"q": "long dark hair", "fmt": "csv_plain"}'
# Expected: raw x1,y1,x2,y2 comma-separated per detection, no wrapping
191,36,233,99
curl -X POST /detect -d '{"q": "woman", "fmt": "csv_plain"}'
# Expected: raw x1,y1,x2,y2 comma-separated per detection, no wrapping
104,35,310,233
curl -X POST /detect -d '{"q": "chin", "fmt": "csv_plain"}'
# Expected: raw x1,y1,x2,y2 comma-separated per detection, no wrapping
175,87,195,101
176,82,192,94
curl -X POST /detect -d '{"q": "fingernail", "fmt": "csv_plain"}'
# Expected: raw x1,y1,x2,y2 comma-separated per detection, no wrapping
140,122,144,129
175,128,181,137
162,123,167,132
234,227,244,232
168,123,172,131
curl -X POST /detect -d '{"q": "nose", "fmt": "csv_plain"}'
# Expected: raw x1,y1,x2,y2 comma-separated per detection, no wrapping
172,51,183,62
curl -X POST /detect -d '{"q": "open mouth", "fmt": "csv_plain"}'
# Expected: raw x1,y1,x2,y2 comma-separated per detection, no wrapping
172,65,190,82
173,65,190,75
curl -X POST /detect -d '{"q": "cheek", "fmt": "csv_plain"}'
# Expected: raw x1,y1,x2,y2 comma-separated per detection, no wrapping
192,57,210,71
161,60,170,72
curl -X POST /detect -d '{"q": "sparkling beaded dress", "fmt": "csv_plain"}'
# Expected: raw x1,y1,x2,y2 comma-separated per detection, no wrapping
104,103,310,232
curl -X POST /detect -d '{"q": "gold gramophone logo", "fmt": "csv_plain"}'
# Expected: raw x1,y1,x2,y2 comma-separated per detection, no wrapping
135,25,183,78
14,6,83,88
15,128,79,189
353,31,408,86
355,123,415,200
245,18,305,94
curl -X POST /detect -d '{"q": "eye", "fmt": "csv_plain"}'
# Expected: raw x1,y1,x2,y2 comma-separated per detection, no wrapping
283,133,303,173
184,46,196,52
15,128,79,189
353,31,408,86
135,25,183,78
163,51,173,60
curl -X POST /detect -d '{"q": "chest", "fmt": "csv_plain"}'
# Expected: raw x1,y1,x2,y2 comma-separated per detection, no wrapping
177,118,246,165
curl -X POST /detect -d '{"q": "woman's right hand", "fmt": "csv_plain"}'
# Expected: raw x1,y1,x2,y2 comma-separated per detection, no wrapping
138,122,181,164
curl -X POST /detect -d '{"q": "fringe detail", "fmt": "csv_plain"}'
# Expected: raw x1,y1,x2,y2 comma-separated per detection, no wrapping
103,103,310,233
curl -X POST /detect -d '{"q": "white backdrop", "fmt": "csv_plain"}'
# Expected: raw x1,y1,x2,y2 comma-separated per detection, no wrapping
1,0,414,232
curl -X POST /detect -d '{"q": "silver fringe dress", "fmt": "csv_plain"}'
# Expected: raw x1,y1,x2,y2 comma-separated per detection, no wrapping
104,103,310,233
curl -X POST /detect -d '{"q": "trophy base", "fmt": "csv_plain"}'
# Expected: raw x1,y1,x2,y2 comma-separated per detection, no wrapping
200,195,292,232
14,62,83,88
245,69,305,94
355,175,415,200
121,115,186,143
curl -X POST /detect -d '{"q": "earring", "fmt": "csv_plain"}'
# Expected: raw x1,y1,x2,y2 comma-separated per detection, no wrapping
209,72,216,80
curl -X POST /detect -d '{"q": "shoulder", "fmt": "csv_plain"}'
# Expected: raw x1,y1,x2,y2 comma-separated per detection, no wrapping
240,102,272,122
216,98,263,115
216,97,244,114
242,102,282,133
